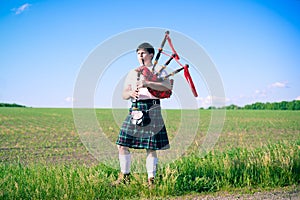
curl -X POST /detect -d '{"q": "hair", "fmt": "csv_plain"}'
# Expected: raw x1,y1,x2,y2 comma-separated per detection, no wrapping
136,42,155,55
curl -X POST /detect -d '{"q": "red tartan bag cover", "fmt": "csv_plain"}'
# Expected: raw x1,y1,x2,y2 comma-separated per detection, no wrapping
136,66,173,99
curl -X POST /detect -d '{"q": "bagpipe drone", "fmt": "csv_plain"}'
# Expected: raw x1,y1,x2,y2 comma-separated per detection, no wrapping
131,31,198,126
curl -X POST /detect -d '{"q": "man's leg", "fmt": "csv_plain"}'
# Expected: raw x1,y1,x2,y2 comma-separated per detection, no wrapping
146,149,158,186
112,145,131,185
118,145,131,175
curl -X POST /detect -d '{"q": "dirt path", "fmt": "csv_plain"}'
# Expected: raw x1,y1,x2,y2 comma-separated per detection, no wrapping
170,187,299,200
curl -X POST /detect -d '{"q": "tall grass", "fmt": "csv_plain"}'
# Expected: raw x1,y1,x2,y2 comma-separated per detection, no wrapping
1,140,299,199
171,141,300,195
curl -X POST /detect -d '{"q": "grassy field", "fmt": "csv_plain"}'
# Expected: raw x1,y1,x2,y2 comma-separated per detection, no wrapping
0,108,299,199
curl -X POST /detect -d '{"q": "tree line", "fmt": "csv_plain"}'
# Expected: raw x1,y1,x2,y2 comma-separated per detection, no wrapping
208,100,300,110
0,103,26,108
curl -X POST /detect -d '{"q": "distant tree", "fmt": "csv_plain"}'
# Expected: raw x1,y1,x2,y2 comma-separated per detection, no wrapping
225,100,300,110
295,100,300,110
227,104,240,110
280,101,288,110
265,102,273,110
0,103,26,107
244,104,252,110
273,102,280,110
252,102,264,110
287,101,294,110
208,106,217,110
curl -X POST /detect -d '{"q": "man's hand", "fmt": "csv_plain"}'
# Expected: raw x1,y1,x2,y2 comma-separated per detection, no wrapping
130,89,139,99
137,80,148,89
123,84,139,100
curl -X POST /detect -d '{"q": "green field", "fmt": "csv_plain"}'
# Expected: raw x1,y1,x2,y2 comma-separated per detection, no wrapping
0,108,299,199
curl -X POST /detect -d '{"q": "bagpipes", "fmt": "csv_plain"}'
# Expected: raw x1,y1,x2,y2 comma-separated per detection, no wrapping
131,31,198,126
135,31,198,98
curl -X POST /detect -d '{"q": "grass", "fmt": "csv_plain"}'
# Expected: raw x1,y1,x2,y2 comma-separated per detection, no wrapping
0,108,299,199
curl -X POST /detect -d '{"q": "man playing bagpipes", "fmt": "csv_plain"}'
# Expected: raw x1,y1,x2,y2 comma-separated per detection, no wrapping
113,42,171,187
113,31,198,187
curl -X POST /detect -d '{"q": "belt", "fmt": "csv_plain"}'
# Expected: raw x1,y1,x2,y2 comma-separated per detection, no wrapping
137,99,160,105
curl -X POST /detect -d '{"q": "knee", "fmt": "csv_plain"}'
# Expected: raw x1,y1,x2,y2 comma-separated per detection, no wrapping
118,145,130,155
146,149,157,158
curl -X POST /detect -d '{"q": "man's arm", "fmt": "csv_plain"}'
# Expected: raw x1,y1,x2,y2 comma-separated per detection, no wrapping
146,79,171,91
122,70,139,100
137,79,172,91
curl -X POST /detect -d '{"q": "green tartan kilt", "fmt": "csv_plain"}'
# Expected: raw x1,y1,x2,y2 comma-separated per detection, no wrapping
116,99,170,150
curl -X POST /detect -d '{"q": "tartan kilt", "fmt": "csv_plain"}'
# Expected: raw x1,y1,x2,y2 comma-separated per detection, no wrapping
116,99,170,150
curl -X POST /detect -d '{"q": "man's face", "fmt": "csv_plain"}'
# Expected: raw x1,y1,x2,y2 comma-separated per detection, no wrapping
137,49,153,66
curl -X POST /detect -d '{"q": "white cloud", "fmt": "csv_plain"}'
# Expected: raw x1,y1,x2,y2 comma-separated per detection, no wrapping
270,81,289,88
65,97,74,103
196,96,211,108
296,96,300,101
12,3,31,15
254,89,267,97
197,95,229,108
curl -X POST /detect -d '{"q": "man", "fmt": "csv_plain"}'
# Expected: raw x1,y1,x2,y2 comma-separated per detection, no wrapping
113,42,172,187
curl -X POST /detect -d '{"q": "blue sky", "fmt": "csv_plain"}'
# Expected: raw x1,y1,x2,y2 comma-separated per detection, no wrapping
0,0,299,108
